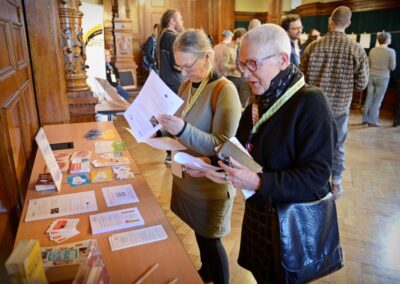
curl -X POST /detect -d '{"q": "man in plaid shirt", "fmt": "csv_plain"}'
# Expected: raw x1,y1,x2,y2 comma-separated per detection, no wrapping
301,6,369,198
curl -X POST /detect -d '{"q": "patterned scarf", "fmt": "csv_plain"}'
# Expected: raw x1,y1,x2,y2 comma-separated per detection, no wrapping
246,64,303,153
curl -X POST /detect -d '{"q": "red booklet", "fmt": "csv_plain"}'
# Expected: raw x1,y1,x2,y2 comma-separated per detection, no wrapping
35,173,56,191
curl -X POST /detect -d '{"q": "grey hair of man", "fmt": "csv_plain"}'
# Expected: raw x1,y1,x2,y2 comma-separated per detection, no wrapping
173,28,215,71
241,24,291,63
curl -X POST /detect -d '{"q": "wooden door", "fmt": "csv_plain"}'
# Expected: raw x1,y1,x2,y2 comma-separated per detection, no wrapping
0,0,39,230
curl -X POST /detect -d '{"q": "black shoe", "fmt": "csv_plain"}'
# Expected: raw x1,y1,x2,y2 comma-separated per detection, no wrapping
198,265,213,283
393,120,400,127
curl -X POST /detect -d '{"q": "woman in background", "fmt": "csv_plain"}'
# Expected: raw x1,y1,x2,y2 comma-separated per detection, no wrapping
363,31,396,127
158,29,242,284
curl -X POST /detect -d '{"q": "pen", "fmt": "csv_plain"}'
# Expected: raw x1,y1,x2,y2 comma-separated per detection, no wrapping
134,262,159,284
167,278,179,284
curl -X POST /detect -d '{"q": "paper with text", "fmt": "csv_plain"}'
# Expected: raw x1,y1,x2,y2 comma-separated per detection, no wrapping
174,152,221,171
108,225,168,251
101,184,139,207
89,207,144,235
25,191,98,222
124,128,186,150
359,33,371,49
123,71,184,142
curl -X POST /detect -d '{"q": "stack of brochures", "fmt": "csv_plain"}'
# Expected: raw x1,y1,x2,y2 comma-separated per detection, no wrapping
89,207,144,235
46,219,79,243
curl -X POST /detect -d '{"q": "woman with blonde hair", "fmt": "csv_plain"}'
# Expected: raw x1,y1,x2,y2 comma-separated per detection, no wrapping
157,29,242,283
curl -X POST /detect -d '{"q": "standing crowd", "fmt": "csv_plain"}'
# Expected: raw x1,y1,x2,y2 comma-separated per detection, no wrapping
131,5,396,284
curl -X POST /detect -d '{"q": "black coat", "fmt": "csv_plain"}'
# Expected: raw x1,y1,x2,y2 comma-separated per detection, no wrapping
237,84,338,283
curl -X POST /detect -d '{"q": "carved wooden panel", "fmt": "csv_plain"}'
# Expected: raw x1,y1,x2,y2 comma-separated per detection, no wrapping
24,0,70,124
0,18,15,81
4,93,26,189
11,22,28,70
19,82,39,162
0,0,39,230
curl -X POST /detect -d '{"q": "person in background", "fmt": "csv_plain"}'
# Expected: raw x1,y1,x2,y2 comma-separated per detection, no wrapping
301,28,320,51
281,14,303,67
158,9,185,164
142,23,159,74
214,29,233,76
301,6,369,197
248,18,262,31
183,24,337,283
362,31,396,127
105,49,130,100
158,9,184,94
157,29,242,284
231,28,252,108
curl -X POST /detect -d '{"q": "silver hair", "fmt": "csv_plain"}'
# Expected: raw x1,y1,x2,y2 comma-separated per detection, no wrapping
241,23,291,58
174,28,214,70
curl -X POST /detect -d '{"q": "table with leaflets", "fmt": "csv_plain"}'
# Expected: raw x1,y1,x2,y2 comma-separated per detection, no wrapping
14,122,202,283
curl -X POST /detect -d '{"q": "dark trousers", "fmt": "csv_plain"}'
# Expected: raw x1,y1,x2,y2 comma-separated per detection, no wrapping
195,233,229,284
394,94,400,126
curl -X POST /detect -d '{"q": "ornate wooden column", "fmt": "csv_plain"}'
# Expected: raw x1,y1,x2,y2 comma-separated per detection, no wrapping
58,0,98,122
114,0,137,84
103,0,115,54
269,0,282,24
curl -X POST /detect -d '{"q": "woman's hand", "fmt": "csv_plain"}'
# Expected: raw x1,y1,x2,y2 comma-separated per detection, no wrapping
182,157,211,178
209,157,261,190
183,166,208,177
157,114,185,136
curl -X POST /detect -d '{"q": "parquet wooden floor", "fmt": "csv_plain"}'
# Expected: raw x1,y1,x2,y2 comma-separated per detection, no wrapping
115,108,400,283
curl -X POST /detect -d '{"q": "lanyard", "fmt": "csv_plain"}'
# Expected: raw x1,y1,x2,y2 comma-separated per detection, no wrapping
181,77,209,118
251,77,305,135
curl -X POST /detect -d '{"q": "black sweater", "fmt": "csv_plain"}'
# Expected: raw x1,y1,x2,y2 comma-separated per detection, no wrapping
236,84,338,203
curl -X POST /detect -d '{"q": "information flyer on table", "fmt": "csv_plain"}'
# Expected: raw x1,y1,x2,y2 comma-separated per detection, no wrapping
25,191,98,222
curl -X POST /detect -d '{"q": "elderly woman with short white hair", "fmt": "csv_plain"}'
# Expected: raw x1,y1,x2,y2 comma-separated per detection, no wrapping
185,24,338,282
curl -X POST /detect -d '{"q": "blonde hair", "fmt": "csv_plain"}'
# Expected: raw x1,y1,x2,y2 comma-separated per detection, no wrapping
174,29,214,70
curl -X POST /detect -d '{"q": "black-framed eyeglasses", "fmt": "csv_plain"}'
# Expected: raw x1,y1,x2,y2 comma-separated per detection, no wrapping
238,54,276,73
179,54,203,71
289,26,303,31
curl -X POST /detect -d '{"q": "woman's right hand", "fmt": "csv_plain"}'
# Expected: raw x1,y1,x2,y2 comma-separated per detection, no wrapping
182,166,208,177
182,157,211,178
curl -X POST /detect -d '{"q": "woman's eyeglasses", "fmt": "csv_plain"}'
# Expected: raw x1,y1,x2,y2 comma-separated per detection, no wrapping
238,54,276,73
179,54,203,72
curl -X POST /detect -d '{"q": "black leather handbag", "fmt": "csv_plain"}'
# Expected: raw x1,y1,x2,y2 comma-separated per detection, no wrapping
275,193,344,283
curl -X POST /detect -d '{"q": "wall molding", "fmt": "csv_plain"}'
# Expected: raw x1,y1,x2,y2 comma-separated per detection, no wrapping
293,0,400,17
234,11,268,23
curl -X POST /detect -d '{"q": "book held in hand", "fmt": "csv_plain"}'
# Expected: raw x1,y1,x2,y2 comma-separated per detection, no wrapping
5,239,48,283
216,137,263,173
